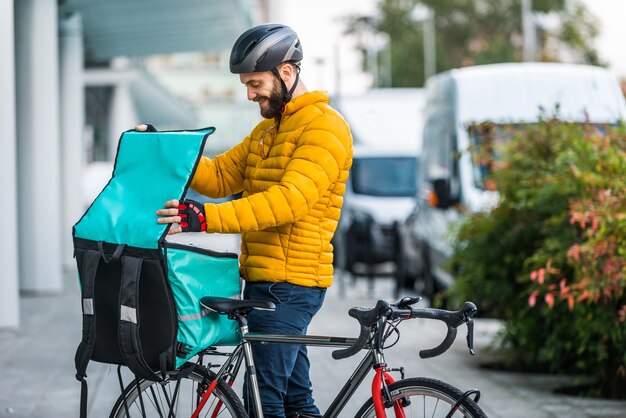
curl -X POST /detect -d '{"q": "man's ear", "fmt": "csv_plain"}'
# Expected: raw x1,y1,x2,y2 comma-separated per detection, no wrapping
277,62,294,82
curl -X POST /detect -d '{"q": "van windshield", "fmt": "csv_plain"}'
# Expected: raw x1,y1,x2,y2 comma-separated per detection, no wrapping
351,157,417,197
468,122,612,190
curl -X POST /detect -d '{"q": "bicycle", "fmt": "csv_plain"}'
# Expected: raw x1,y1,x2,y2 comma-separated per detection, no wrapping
110,295,486,418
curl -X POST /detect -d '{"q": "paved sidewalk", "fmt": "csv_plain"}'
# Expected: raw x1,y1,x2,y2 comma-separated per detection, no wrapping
1,267,625,417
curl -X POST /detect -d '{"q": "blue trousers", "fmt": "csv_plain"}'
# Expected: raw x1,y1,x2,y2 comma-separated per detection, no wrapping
243,281,326,418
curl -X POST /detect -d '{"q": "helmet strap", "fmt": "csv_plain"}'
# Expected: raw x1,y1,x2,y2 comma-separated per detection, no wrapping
272,65,300,111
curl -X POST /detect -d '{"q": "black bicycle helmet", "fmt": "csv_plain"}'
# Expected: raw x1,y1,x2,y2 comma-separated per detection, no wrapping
229,23,303,74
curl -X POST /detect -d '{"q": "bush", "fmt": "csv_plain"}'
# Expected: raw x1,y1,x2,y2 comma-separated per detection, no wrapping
449,120,626,398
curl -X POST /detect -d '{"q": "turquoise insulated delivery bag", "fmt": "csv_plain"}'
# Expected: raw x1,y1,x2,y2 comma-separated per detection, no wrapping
73,128,241,401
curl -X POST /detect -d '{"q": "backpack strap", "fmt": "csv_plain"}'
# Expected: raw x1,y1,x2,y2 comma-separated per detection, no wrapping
74,243,125,418
118,255,163,381
74,248,100,418
74,249,99,378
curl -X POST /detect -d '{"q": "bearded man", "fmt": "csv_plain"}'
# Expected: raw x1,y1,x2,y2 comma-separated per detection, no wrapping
151,24,353,418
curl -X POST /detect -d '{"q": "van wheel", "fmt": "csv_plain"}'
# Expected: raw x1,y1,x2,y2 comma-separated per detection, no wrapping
421,246,435,302
394,223,415,297
394,252,416,298
345,239,353,269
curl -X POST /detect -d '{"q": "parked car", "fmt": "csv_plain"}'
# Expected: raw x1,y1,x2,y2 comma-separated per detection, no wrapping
401,62,626,301
333,146,419,292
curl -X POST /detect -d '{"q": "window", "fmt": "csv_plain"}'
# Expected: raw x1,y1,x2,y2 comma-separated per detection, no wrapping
351,157,418,197
467,122,517,190
467,122,615,190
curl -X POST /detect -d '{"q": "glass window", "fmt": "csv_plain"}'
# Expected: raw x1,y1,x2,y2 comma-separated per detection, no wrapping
467,122,518,190
351,157,418,197
467,122,614,190
422,113,455,182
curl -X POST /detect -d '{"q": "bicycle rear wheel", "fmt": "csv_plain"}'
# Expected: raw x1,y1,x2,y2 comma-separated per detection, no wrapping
109,363,247,418
354,377,487,418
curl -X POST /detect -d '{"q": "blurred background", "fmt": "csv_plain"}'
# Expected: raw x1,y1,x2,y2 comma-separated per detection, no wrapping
2,0,626,331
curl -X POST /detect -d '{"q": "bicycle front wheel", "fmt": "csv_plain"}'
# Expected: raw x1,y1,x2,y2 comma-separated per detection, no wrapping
109,363,247,418
354,377,487,418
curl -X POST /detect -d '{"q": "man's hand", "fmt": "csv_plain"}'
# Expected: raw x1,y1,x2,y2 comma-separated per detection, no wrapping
157,200,183,235
157,199,207,234
135,124,157,132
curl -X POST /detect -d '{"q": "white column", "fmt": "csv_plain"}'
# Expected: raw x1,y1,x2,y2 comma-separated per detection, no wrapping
107,82,139,160
83,66,139,160
59,13,85,270
15,0,63,292
422,10,436,80
522,0,537,61
0,0,20,328
411,4,436,82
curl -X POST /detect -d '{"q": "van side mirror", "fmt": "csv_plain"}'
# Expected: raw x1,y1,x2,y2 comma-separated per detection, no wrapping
429,178,458,209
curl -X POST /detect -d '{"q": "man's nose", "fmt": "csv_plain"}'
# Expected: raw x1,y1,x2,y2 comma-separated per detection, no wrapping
247,87,256,101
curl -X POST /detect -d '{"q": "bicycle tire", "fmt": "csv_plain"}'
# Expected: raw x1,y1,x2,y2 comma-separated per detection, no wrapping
354,377,487,418
109,363,248,418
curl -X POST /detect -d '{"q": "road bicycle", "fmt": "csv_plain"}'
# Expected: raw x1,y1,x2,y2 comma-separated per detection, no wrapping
110,295,486,418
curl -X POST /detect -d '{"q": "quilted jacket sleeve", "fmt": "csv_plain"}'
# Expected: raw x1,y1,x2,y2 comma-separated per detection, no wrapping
189,136,250,198
203,114,350,233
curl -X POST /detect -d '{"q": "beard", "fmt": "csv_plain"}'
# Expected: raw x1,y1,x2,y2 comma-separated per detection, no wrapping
257,77,285,119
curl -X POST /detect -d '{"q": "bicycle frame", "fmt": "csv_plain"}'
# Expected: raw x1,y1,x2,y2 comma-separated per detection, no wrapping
192,329,404,418
187,296,481,418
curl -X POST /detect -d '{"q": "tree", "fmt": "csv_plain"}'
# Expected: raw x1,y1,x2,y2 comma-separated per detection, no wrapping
345,0,602,87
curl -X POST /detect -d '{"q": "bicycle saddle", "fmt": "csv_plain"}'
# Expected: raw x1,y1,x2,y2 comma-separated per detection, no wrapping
200,296,276,314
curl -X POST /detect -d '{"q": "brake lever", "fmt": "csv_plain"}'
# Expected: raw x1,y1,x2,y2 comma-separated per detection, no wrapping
460,302,477,356
466,319,475,356
396,296,422,308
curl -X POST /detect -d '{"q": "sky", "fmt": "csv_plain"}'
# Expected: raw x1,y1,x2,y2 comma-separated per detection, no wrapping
269,0,378,95
272,0,626,96
581,0,626,79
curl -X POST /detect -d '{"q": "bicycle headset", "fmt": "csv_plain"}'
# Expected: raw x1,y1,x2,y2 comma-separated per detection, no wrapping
229,23,303,105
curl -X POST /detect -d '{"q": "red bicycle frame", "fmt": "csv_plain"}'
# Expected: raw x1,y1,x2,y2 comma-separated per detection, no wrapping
372,366,406,418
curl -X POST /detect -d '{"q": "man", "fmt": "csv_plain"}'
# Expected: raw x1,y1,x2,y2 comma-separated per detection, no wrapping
151,24,352,418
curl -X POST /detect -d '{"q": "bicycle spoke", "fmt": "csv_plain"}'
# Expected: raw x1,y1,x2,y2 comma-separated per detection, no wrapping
355,378,486,418
198,384,222,418
147,385,165,418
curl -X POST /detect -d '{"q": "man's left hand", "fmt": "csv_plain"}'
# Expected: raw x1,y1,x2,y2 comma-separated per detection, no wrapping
157,199,207,234
157,199,183,235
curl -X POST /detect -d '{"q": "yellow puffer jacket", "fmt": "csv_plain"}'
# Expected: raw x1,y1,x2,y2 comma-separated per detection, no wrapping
190,90,353,288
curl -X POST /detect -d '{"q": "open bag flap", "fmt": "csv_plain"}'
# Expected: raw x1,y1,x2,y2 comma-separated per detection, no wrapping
73,128,214,249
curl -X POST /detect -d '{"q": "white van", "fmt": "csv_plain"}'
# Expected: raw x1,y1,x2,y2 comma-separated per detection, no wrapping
331,89,423,293
333,145,419,282
404,62,626,299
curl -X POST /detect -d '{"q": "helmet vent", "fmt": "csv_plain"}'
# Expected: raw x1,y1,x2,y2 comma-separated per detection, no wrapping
256,51,268,67
242,40,259,60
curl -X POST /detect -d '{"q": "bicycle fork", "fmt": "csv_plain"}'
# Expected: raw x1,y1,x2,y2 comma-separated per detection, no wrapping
371,335,407,418
372,365,407,418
